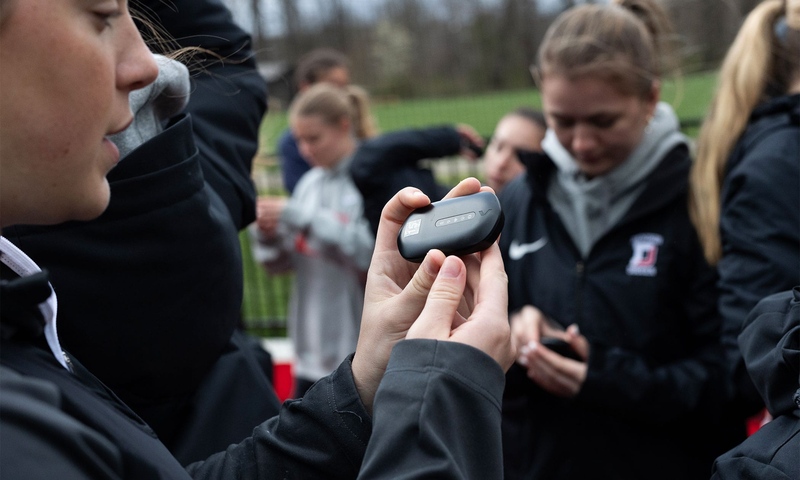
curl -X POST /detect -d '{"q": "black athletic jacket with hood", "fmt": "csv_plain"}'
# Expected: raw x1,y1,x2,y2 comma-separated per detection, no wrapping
499,125,728,479
711,287,800,480
717,94,800,415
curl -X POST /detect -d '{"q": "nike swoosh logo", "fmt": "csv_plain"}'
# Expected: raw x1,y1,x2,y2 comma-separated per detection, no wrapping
508,238,548,260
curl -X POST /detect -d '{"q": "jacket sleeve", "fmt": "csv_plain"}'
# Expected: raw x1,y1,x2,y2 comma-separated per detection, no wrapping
350,126,462,234
576,233,727,425
357,340,506,479
0,367,125,480
141,0,268,229
710,414,800,480
185,355,372,480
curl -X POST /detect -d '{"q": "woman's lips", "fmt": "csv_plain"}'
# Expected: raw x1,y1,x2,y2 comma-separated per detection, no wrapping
103,137,120,165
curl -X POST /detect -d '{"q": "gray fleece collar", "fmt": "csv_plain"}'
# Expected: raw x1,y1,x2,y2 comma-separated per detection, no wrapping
544,102,688,257
110,54,190,159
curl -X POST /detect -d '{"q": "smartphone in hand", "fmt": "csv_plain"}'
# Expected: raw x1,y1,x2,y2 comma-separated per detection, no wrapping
540,337,581,361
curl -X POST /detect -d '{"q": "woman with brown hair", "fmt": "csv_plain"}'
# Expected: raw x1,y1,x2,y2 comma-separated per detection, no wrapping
499,1,730,478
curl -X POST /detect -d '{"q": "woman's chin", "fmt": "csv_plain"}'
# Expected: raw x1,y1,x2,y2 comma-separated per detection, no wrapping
73,183,112,222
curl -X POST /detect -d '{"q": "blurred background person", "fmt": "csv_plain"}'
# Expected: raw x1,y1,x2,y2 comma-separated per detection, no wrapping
278,47,352,194
483,107,547,193
351,107,543,236
252,83,376,398
350,123,485,235
690,0,800,435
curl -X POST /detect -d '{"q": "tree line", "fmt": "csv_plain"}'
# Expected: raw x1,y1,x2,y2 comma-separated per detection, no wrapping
229,0,764,99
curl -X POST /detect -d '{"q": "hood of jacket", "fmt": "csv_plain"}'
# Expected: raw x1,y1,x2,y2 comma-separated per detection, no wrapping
533,102,688,256
738,287,800,417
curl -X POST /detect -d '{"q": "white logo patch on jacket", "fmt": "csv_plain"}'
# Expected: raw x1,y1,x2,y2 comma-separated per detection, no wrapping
508,238,548,260
626,233,663,277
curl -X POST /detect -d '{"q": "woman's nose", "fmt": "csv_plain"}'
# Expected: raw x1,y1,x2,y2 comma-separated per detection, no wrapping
117,15,159,93
570,124,597,154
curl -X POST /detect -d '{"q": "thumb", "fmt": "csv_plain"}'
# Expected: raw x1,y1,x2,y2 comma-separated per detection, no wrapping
394,249,446,313
406,256,466,340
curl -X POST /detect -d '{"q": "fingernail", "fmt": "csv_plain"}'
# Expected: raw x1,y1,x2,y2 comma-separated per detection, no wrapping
517,357,528,366
520,345,530,356
568,324,580,335
421,252,441,276
440,257,460,278
528,341,538,351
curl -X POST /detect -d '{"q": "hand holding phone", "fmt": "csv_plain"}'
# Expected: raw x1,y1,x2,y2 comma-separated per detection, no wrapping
540,337,581,361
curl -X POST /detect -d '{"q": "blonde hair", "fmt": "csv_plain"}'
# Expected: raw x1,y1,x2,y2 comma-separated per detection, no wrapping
690,0,799,264
536,0,675,98
289,83,378,140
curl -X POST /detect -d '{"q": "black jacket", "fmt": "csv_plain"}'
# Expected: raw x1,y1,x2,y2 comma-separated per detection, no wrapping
717,94,800,414
711,287,800,480
350,126,462,234
0,270,507,479
3,0,273,462
499,146,727,480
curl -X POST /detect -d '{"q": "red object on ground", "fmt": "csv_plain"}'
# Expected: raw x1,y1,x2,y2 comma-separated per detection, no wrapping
272,362,294,402
746,408,771,436
261,338,295,402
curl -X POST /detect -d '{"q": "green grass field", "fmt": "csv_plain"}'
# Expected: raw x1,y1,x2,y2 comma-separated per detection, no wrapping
242,71,720,335
259,71,718,156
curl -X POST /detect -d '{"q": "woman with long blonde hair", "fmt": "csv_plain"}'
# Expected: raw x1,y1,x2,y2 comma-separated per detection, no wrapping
690,0,800,423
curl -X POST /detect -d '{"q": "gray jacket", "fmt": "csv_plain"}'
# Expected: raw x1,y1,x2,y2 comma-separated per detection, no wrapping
252,155,374,381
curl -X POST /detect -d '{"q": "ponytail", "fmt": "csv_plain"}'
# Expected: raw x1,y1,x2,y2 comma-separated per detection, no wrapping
289,83,378,140
345,85,379,140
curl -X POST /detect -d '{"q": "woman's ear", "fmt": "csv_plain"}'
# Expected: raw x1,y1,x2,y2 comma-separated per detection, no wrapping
646,80,661,117
338,117,351,135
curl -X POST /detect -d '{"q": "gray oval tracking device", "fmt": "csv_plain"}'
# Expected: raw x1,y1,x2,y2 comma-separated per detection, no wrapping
397,191,504,262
